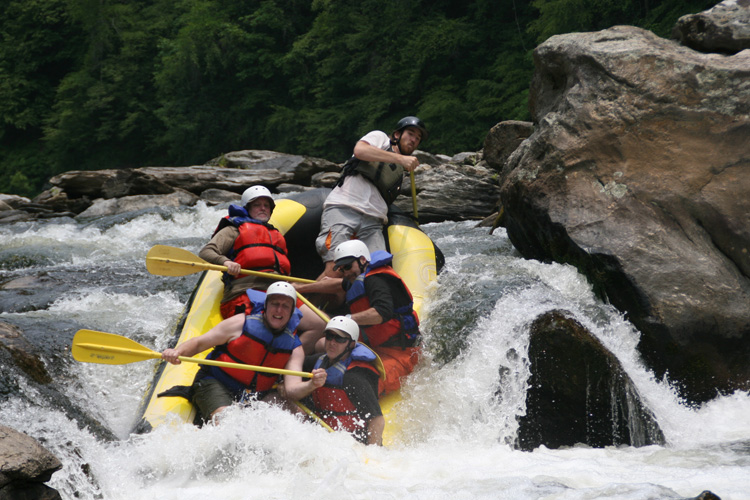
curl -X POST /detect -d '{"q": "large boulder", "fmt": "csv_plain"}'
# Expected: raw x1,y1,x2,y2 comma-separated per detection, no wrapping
516,311,664,451
47,169,175,199
500,25,750,404
483,120,534,171
0,425,62,500
392,160,501,223
206,150,340,186
0,321,117,442
672,0,750,54
14,153,339,222
75,189,200,219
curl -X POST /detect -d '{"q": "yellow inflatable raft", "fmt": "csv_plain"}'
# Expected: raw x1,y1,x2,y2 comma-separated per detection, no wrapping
134,188,441,445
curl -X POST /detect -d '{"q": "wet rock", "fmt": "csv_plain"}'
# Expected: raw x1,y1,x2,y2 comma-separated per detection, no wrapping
0,321,53,385
276,183,319,193
139,165,295,194
206,150,340,186
0,320,117,442
516,310,665,451
0,425,62,500
684,491,722,500
46,169,176,200
393,161,501,223
0,210,34,224
199,188,239,205
310,170,340,188
414,150,450,166
0,194,31,208
75,189,200,218
500,25,750,404
3,146,500,225
31,187,92,214
0,273,75,314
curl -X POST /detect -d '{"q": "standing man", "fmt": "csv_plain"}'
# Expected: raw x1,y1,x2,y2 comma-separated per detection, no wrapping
283,316,385,445
199,185,325,353
316,116,428,277
295,240,420,395
161,281,309,422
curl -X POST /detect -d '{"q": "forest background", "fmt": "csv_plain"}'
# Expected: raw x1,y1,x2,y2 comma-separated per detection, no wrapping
1,0,716,197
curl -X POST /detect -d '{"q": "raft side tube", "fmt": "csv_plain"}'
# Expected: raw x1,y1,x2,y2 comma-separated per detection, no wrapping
133,188,442,436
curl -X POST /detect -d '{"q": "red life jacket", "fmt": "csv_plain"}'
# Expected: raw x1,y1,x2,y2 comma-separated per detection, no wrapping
345,251,420,348
311,345,380,436
230,220,291,276
206,291,302,395
214,205,291,278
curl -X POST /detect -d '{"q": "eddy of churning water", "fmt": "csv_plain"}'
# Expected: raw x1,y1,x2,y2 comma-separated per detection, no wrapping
1,205,749,500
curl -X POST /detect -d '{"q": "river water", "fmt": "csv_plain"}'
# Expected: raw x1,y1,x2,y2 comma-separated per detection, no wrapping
1,201,748,500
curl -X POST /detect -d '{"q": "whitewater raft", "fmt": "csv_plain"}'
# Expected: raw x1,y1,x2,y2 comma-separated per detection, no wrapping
134,188,442,444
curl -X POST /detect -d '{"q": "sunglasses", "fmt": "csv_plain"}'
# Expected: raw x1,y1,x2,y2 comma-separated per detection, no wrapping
325,331,351,344
338,261,356,272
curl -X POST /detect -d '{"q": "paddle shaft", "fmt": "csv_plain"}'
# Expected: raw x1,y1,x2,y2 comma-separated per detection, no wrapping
296,400,334,432
75,341,313,378
270,382,333,433
148,255,315,284
146,247,329,322
159,254,330,321
410,170,419,220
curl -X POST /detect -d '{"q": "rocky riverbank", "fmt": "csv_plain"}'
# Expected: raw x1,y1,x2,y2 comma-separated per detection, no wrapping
0,148,502,225
1,2,746,497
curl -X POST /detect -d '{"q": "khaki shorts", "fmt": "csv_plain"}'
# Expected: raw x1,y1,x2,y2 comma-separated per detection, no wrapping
191,377,235,419
315,205,386,262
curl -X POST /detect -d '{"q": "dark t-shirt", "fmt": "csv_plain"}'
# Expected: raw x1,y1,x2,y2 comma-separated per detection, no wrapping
343,272,411,321
303,354,382,419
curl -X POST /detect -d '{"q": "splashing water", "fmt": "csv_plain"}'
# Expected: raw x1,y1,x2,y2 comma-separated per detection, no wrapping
1,211,748,499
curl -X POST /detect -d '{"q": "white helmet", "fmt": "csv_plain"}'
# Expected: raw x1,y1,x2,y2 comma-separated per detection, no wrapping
265,281,296,305
333,240,370,271
241,185,275,210
325,316,360,342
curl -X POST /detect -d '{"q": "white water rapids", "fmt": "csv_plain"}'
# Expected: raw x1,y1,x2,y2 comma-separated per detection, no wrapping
1,201,748,499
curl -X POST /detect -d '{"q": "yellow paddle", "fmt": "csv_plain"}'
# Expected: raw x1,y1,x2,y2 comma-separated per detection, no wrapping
410,170,419,220
75,330,335,432
145,245,330,322
295,400,334,432
269,383,334,433
146,245,315,283
71,329,313,378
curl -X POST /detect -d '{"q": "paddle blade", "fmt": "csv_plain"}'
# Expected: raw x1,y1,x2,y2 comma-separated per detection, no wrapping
146,245,210,277
72,330,160,365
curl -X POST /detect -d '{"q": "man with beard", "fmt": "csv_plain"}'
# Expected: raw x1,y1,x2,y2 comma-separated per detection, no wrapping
315,116,428,278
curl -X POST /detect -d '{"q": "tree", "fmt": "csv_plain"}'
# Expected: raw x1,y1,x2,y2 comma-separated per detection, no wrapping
0,0,723,196
0,0,84,193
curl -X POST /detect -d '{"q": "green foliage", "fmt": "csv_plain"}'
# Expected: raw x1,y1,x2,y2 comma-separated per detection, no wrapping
0,0,720,196
528,0,719,43
0,0,84,193
43,0,175,171
7,172,34,197
641,0,719,38
152,0,312,162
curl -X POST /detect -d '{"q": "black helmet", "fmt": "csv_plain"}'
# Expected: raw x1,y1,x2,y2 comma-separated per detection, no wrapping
394,116,428,142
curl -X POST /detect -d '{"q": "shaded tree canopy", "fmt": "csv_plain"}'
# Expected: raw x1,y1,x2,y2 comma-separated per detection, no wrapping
0,0,715,197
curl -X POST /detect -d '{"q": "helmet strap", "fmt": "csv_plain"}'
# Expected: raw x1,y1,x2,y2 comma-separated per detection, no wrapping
328,342,355,366
390,130,403,154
